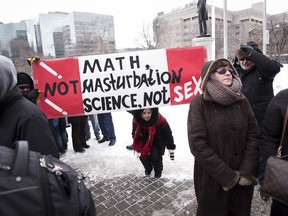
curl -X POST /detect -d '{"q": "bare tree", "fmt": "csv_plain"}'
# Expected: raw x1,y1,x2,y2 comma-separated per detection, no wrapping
9,38,38,75
267,14,288,62
67,19,115,57
135,23,155,49
153,18,172,49
135,18,172,50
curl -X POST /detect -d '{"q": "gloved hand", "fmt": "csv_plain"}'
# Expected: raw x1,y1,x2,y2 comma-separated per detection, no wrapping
168,150,175,161
27,89,40,101
238,176,253,186
27,56,40,66
240,44,254,51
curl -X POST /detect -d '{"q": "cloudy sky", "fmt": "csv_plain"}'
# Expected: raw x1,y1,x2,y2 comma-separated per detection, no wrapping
1,0,286,49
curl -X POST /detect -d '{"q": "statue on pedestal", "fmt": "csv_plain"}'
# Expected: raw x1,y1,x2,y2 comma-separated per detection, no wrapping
196,0,210,37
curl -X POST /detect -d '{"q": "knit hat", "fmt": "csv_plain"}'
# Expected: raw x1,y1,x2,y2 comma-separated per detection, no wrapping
17,72,34,89
243,41,263,53
236,41,262,59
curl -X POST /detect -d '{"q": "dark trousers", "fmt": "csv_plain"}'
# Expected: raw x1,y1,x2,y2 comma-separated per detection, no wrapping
71,121,86,151
140,146,163,174
271,199,288,216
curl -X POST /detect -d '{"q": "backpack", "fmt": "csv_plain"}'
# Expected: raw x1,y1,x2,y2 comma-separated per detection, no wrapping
0,140,96,216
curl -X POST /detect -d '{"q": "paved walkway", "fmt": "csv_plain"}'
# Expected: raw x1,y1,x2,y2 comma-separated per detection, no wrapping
88,174,196,216
88,175,272,216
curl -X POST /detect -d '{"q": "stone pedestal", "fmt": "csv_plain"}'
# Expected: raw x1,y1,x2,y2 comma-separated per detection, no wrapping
192,36,215,61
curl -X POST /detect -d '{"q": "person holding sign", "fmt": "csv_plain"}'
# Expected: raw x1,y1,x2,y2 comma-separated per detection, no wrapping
187,58,260,215
132,108,176,179
17,72,40,104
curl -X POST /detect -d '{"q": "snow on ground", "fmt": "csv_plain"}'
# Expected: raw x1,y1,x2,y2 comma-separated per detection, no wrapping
61,104,194,182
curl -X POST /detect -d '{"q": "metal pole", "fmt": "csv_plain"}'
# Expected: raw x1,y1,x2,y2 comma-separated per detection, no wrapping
223,0,227,58
263,0,267,55
211,1,216,60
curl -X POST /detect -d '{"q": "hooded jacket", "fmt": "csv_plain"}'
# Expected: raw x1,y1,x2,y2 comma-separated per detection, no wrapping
0,55,59,158
132,108,175,158
187,58,260,215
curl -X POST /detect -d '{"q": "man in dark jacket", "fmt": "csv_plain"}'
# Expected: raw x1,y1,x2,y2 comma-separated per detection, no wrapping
234,41,282,127
0,55,59,158
17,71,68,156
17,72,39,104
233,41,283,200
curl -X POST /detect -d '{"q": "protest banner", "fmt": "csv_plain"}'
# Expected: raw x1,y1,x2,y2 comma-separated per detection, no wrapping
32,46,206,119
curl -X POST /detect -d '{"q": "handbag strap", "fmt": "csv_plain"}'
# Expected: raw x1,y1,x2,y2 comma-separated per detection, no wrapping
277,106,288,157
12,140,29,176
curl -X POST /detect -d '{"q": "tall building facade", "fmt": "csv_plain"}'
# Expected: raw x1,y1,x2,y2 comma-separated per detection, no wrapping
0,11,116,58
0,21,27,56
153,2,268,59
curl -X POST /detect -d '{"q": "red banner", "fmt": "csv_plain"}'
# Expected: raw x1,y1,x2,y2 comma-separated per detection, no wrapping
32,47,206,118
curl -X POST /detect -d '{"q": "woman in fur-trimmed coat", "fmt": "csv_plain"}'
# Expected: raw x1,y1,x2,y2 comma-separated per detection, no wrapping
187,58,260,216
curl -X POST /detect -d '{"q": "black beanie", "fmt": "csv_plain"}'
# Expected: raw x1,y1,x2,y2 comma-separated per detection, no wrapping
17,72,34,88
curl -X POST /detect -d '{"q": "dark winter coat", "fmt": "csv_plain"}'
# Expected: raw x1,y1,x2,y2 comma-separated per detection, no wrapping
0,55,59,158
261,89,288,168
68,115,88,124
188,58,260,216
234,48,282,127
0,88,60,158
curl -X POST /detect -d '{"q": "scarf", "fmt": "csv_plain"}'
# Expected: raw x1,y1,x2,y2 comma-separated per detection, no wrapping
133,114,167,159
205,74,244,105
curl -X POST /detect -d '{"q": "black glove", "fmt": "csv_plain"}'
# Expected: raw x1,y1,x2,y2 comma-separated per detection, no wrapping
27,89,40,101
240,44,255,52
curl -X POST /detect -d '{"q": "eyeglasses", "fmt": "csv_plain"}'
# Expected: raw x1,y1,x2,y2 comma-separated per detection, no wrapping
216,67,233,75
18,85,31,90
239,57,250,61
